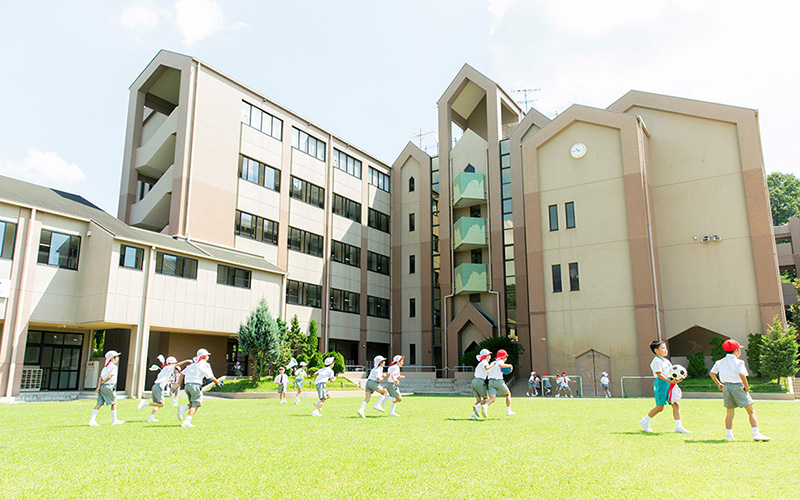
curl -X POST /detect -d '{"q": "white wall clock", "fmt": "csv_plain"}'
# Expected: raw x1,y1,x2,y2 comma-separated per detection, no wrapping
570,143,587,159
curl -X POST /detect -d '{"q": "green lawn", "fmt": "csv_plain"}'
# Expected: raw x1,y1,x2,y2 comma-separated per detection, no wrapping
680,377,788,393
1,396,798,499
211,376,361,393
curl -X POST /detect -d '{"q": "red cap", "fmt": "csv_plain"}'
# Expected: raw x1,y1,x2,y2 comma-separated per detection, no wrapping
496,349,509,359
722,339,741,352
561,371,566,375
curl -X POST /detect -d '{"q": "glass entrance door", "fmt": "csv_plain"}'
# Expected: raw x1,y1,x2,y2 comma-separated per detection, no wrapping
23,331,84,390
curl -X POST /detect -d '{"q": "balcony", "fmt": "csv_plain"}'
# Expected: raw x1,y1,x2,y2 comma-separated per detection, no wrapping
129,163,174,231
135,109,178,179
454,217,487,251
454,263,488,294
453,172,485,208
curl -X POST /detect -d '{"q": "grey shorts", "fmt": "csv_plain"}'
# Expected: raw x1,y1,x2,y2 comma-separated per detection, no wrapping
185,383,203,407
471,378,488,398
723,383,754,409
169,384,179,395
295,379,303,390
602,384,609,391
151,384,164,404
316,382,329,400
365,379,383,393
96,384,116,406
384,382,400,398
488,378,510,396
527,382,535,389
277,384,286,394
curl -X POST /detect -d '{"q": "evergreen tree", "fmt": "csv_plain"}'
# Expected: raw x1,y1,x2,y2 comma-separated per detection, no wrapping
746,333,765,378
237,299,281,383
306,319,320,358
760,316,800,387
286,315,307,357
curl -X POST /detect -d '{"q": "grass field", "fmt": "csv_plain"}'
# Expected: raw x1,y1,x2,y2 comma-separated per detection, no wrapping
210,376,361,393
1,396,798,499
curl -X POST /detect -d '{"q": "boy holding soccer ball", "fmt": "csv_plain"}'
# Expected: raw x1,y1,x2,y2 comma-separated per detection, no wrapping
709,339,770,441
639,340,691,434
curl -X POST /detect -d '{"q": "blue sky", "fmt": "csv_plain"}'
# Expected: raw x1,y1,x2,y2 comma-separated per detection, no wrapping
1,0,798,215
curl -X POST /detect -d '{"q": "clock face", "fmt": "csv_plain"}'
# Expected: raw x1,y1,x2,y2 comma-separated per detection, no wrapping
570,143,587,159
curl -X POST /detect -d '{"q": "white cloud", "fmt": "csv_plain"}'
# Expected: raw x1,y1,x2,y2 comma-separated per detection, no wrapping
487,0,517,34
121,5,159,32
175,0,245,46
1,148,86,187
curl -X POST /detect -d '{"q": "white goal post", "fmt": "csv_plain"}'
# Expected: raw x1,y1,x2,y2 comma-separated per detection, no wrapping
620,376,655,398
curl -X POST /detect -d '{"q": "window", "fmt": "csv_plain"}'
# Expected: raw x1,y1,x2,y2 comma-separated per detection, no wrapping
332,194,362,223
409,177,415,192
410,343,416,364
38,230,80,270
409,213,415,232
470,206,481,218
367,296,390,319
565,202,575,229
410,298,416,318
409,255,415,274
471,249,482,264
569,262,580,291
241,101,283,140
470,293,481,303
155,252,197,279
367,251,390,276
331,240,361,268
0,220,17,259
369,166,390,193
137,179,154,201
235,210,256,239
549,205,558,231
368,208,390,233
291,127,326,161
333,149,362,178
286,280,322,308
239,156,280,192
288,227,324,258
290,176,325,209
235,211,279,245
217,264,251,289
552,264,562,293
119,244,144,270
330,288,360,314
465,164,475,173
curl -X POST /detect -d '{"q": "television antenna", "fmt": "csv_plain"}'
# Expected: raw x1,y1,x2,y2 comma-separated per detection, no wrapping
511,88,541,112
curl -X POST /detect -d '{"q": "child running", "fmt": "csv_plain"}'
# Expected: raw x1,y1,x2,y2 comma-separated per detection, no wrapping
383,355,405,417
600,371,611,398
137,355,190,421
486,349,515,416
275,366,288,404
88,350,124,426
639,340,691,434
471,349,493,419
311,357,336,417
709,339,770,441
357,355,389,418
526,371,537,397
176,348,223,428
293,361,307,404
559,372,574,398
168,366,181,406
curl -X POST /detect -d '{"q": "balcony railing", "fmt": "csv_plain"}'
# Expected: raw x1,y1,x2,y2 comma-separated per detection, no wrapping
454,263,488,294
453,171,485,208
454,217,487,251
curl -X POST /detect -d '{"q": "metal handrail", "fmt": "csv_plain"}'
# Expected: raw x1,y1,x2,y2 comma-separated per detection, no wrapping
401,365,437,373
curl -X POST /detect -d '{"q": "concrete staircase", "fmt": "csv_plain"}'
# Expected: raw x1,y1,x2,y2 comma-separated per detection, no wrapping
399,378,474,395
792,377,800,399
12,391,123,403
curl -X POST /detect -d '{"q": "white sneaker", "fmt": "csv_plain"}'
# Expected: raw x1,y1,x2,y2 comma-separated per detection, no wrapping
311,409,321,417
88,420,99,427
111,419,124,425
556,394,560,398
753,433,771,441
506,409,515,416
294,399,300,405
725,435,735,441
357,408,365,418
146,415,158,422
470,412,480,420
388,412,400,417
171,399,178,406
481,405,488,418
570,395,574,398
177,405,187,422
137,400,149,411
674,426,692,434
181,420,195,428
640,418,652,432
373,404,385,412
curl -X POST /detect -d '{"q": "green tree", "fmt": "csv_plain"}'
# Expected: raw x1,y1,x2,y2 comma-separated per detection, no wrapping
459,336,525,381
323,351,347,375
760,316,800,387
306,319,320,358
686,350,706,379
767,172,800,225
286,315,308,358
237,299,282,383
746,333,765,378
709,337,727,363
91,330,105,358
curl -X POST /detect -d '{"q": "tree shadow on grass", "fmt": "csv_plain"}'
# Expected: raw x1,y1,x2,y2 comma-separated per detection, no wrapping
682,439,729,444
610,431,664,437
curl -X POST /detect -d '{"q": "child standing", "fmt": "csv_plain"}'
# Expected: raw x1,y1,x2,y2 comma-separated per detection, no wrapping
560,372,574,398
600,371,611,398
471,349,493,419
542,374,552,396
486,349,515,416
357,355,389,418
709,340,770,441
275,366,288,404
88,350,124,426
383,355,405,417
640,340,691,434
137,355,190,421
293,361,307,404
176,348,222,428
554,373,563,398
526,371,537,397
311,357,336,417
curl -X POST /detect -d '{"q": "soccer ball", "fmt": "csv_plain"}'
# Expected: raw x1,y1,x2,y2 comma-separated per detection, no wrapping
501,367,512,374
668,364,687,383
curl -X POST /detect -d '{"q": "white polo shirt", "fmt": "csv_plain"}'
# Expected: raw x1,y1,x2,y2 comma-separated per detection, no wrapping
100,362,118,385
183,360,215,385
368,365,384,381
387,364,401,384
487,360,505,380
315,366,334,384
650,356,671,377
474,359,490,379
710,354,748,384
294,368,306,380
275,373,288,385
600,375,609,386
154,364,177,387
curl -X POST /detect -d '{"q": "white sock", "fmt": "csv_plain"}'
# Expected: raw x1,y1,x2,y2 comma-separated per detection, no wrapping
390,402,397,413
185,415,192,423
474,403,481,412
752,427,759,436
726,429,734,438
674,419,682,429
110,410,118,421
377,395,387,406
359,401,367,411
90,409,99,420
643,416,651,423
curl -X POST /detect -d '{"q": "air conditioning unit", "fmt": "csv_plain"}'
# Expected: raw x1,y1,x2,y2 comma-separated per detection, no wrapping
85,361,100,389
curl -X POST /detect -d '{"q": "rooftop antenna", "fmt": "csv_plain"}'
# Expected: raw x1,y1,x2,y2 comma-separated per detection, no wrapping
511,88,541,112
412,128,436,149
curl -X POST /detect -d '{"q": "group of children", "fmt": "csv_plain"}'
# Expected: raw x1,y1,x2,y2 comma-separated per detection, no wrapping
356,354,405,418
470,348,516,419
526,371,582,397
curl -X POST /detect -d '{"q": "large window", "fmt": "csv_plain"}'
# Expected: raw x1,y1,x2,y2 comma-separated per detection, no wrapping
288,227,324,258
330,288,360,314
332,194,361,223
286,280,322,308
217,264,251,289
367,251,390,276
369,167,390,192
155,252,197,279
548,205,558,231
333,149,362,179
235,210,279,245
0,220,17,259
119,244,144,270
569,262,580,291
367,296,390,319
239,155,280,192
368,208,390,233
552,264,562,293
241,101,283,140
331,240,360,268
565,201,576,229
290,176,325,209
38,230,80,270
291,127,326,161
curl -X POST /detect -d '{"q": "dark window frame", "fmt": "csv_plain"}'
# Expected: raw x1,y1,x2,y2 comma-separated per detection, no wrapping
37,229,80,270
217,264,252,289
569,262,580,291
565,201,576,229
548,204,559,231
119,244,144,270
367,251,390,276
155,251,198,280
552,264,562,293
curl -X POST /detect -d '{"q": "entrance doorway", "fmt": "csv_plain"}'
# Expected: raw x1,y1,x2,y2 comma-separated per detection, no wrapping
575,349,610,397
23,331,84,390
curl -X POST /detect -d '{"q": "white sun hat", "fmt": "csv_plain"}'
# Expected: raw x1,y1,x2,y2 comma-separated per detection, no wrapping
299,361,307,367
166,356,177,364
324,356,335,366
373,355,387,366
390,355,404,365
476,348,491,361
105,350,121,361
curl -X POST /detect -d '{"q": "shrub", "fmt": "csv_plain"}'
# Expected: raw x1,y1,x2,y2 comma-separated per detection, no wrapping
709,337,727,363
238,299,282,383
760,316,800,387
686,350,706,379
459,336,524,380
746,333,765,377
323,351,346,375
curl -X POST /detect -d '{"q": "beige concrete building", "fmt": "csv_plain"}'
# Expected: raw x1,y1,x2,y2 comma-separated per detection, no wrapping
393,64,783,394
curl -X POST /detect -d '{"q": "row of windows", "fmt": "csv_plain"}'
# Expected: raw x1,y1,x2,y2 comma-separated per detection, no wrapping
239,155,280,192
286,280,322,308
549,202,576,231
235,210,279,245
288,227,324,258
552,263,580,292
333,149,362,179
500,138,517,338
368,208,390,233
0,220,17,259
369,166,390,193
292,127,326,161
330,288,360,314
290,176,325,209
331,240,360,268
367,251,390,275
332,193,361,223
241,101,283,141
367,296,390,319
